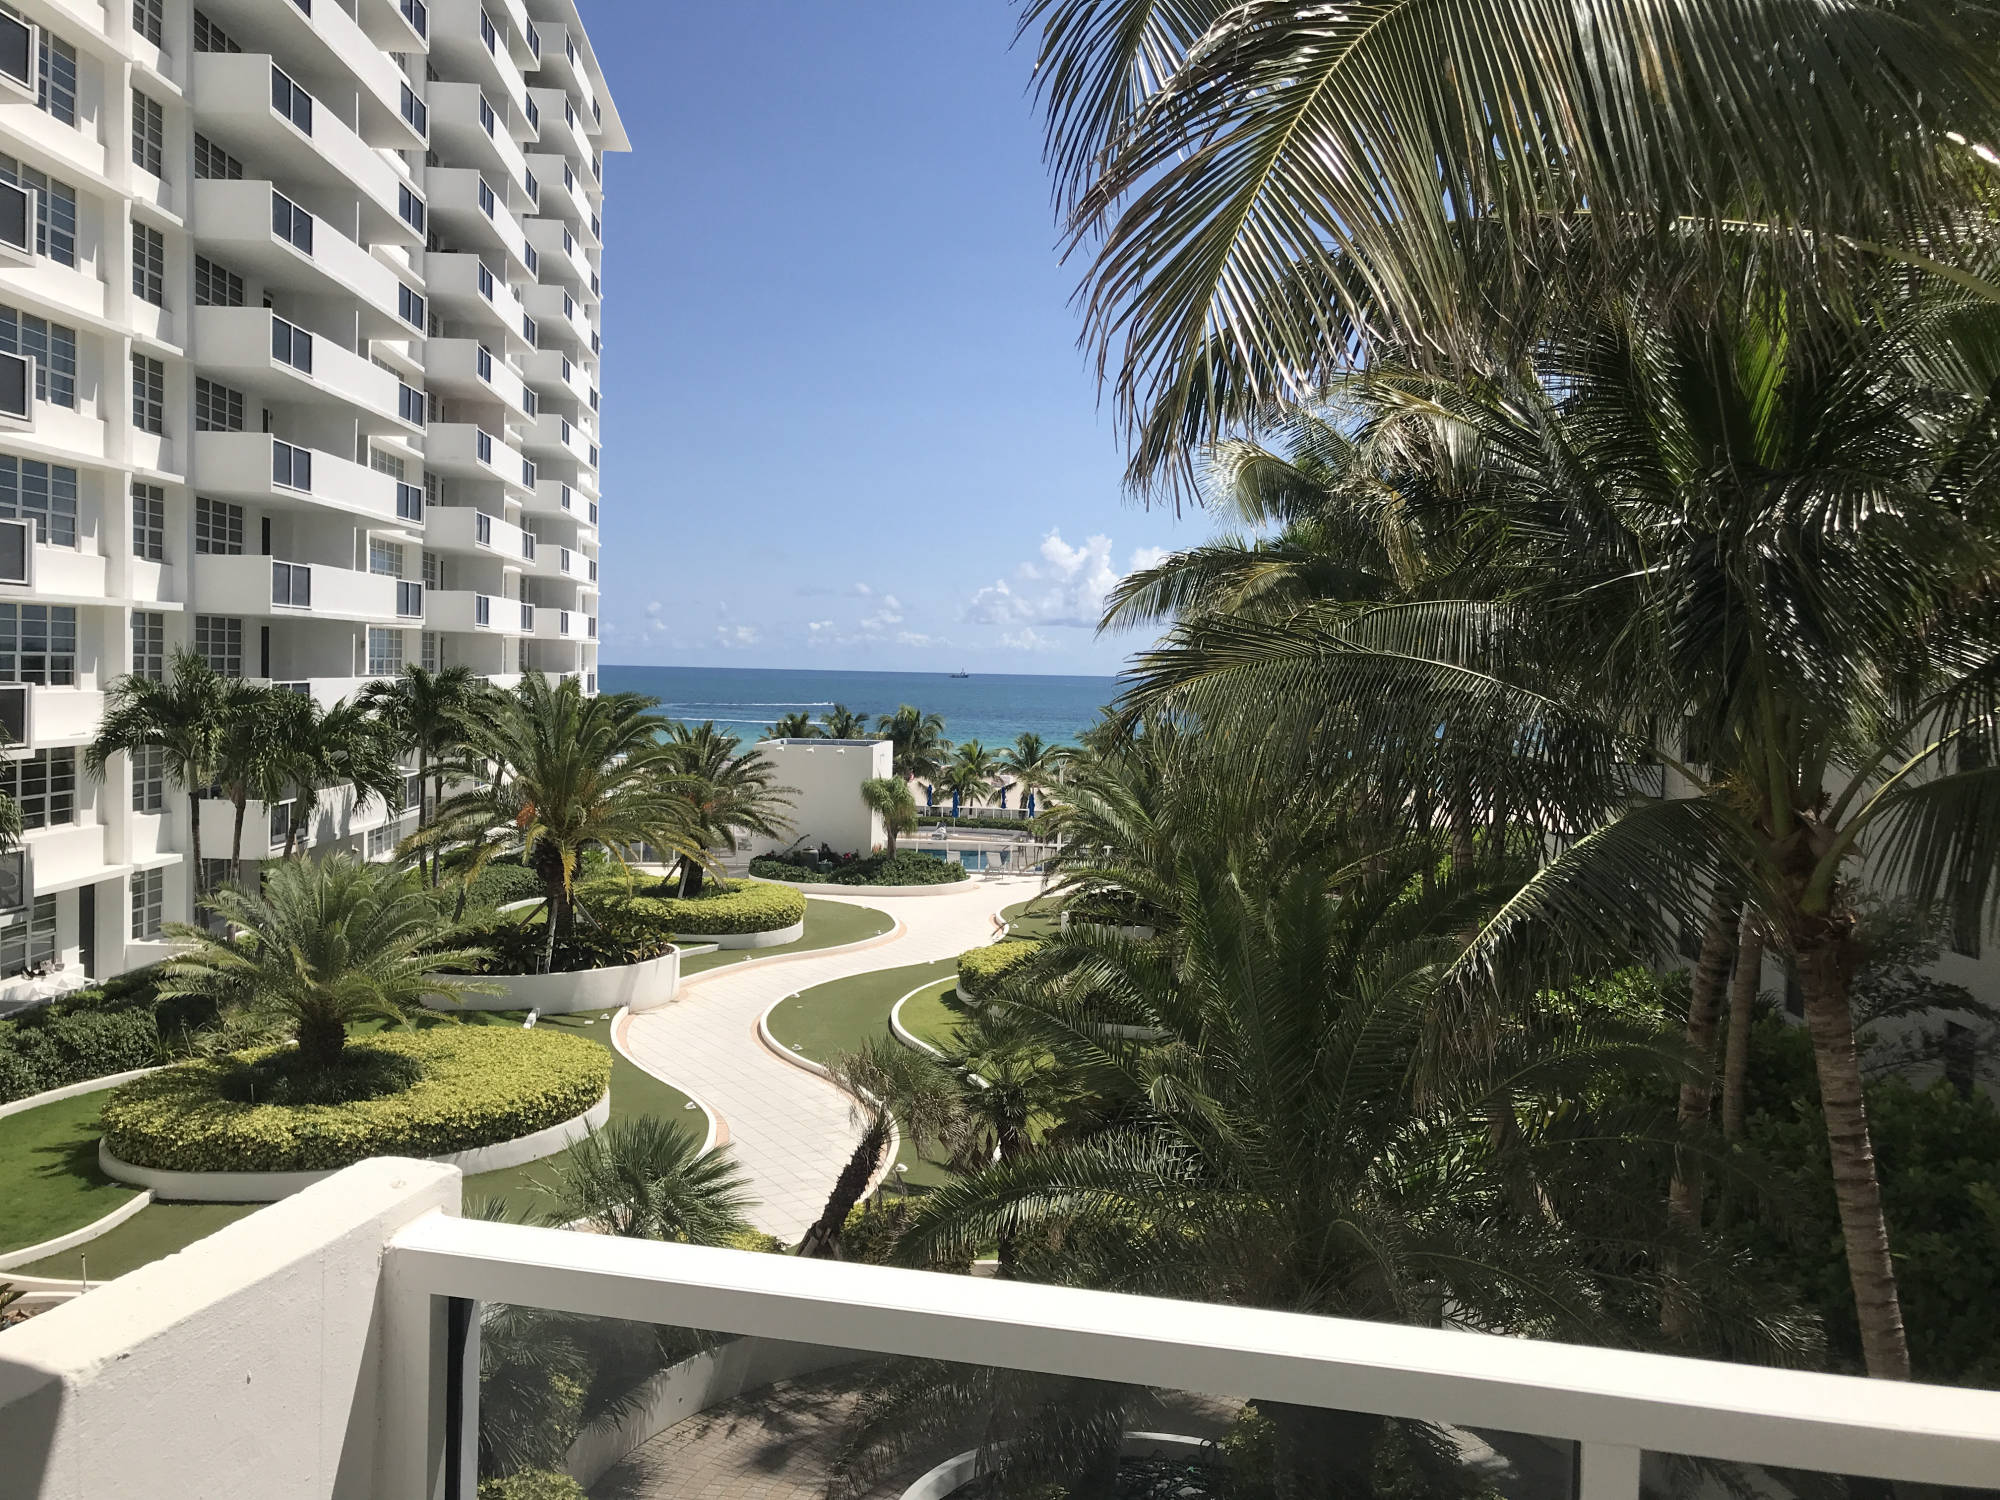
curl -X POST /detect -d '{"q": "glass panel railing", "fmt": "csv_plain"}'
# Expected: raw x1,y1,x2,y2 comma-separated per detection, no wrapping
271,560,311,608
272,441,312,491
271,66,313,134
396,581,423,618
474,594,491,627
396,483,423,521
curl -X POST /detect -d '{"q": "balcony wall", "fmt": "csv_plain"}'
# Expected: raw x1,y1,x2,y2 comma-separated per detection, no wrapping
25,822,108,895
190,554,400,623
193,308,405,429
193,433,410,529
193,180,408,335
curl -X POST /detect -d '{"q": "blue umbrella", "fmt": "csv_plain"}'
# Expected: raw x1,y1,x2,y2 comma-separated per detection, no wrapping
924,782,934,810
1026,790,1036,817
951,788,961,817
998,782,1009,809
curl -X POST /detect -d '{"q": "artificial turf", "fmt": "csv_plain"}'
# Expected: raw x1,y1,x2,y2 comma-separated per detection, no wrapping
895,980,974,1051
677,897,894,976
0,1092,142,1256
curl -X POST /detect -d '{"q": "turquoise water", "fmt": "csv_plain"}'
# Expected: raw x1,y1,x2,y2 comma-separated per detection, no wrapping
599,664,1117,748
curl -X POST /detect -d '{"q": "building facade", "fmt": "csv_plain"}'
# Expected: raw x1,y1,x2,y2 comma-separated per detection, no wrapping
0,0,620,995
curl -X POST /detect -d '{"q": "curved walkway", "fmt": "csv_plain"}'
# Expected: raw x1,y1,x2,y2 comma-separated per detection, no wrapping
619,875,1038,1241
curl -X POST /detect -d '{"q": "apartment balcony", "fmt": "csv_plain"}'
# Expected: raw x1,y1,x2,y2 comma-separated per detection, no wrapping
423,504,536,567
431,0,532,114
427,168,535,284
528,85,593,167
522,282,592,352
429,83,532,196
256,674,378,713
426,422,538,500
521,409,593,468
189,554,411,625
0,684,104,749
427,588,533,636
518,346,593,410
356,0,431,52
20,821,109,895
526,476,597,535
0,543,109,605
192,432,419,532
524,216,593,293
199,0,425,151
426,252,536,357
191,54,422,248
528,540,593,587
526,603,585,642
529,22,604,136
425,339,535,425
192,307,414,436
523,151,591,232
198,788,410,859
192,180,414,339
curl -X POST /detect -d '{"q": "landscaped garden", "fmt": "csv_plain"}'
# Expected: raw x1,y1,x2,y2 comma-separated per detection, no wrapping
749,850,968,886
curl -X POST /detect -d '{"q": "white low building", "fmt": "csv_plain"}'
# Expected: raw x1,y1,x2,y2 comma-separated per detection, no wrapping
751,737,893,860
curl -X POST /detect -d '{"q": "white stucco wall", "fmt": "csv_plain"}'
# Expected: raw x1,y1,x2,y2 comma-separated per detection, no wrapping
754,739,893,857
0,1158,460,1500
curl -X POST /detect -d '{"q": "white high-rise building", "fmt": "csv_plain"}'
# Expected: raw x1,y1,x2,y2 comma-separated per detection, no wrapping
0,0,622,992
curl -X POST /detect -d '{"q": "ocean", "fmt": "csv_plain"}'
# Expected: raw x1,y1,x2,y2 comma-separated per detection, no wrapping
598,664,1119,749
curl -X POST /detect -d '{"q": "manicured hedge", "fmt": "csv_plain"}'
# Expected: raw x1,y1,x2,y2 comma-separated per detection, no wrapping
917,813,1045,831
750,851,969,887
440,901,678,975
101,1027,609,1174
957,938,1042,999
0,1008,159,1104
583,878,806,936
461,861,543,912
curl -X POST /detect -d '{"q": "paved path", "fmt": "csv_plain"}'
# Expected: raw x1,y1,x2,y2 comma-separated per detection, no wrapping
618,876,1039,1242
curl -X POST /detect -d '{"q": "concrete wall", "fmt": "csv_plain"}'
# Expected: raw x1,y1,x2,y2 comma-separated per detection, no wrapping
754,739,893,857
0,1158,460,1500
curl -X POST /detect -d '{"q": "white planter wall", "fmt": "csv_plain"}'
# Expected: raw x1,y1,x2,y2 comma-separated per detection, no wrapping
424,949,681,1015
672,917,805,950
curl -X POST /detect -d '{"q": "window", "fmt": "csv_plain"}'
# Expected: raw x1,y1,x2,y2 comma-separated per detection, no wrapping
400,82,426,137
0,896,58,973
133,222,166,306
0,749,76,828
401,772,422,813
0,155,76,265
131,748,165,816
194,378,244,433
132,353,164,434
369,540,403,577
0,457,77,546
398,283,425,329
133,0,164,47
271,66,313,134
131,610,164,680
273,440,311,490
421,631,440,671
132,88,165,176
194,614,242,677
0,604,75,683
193,11,239,52
271,316,312,373
421,550,441,588
194,134,242,180
370,448,406,480
272,191,312,254
399,383,425,426
0,306,75,407
195,256,244,307
36,30,76,127
194,497,243,554
365,823,396,859
398,183,425,234
367,627,403,676
132,485,165,562
131,867,164,937
396,482,422,521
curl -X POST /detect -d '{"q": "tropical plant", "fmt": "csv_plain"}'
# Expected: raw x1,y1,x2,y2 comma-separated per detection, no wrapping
936,1007,1069,1273
211,680,291,886
799,1036,962,1258
155,855,491,1073
658,720,794,896
538,1115,755,1242
874,704,950,782
267,695,407,861
85,649,234,898
859,775,917,857
418,675,705,973
765,711,822,739
998,731,1064,816
820,702,869,738
944,740,997,815
363,665,497,885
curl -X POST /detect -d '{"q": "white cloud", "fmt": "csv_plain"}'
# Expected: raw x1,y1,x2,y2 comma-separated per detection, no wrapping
852,582,874,597
714,624,761,649
999,627,1060,652
966,530,1162,631
807,619,835,633
895,631,936,648
645,600,663,617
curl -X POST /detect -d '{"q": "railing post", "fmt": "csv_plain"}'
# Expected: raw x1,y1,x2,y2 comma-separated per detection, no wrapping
1577,1443,1641,1500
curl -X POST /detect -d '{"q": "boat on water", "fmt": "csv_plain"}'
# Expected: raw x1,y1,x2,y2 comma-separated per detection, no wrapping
949,670,971,678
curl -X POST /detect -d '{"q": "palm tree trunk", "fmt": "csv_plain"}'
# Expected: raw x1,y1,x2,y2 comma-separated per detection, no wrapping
188,786,206,903
541,888,562,975
296,1011,346,1072
415,747,431,887
229,792,251,890
1721,924,1765,1141
1794,924,1912,1379
800,1115,891,1258
1662,890,1738,1339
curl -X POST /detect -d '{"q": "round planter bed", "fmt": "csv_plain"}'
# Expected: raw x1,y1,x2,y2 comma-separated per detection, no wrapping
672,917,805,950
747,875,971,899
425,947,681,1015
95,1028,610,1203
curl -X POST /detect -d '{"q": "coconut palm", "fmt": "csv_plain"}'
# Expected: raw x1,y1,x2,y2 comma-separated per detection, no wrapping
419,674,705,973
937,1007,1070,1276
86,649,236,899
765,711,822,739
362,665,496,886
799,1036,962,1259
156,855,491,1072
658,720,794,897
820,703,869,739
944,740,997,817
859,775,917,857
874,704,950,782
211,682,294,886
269,696,407,861
998,731,1065,817
538,1115,755,1242
1019,0,2000,495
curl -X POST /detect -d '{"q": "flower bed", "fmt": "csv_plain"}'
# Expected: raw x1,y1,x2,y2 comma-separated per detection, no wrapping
99,1028,609,1174
956,938,1041,999
750,851,969,887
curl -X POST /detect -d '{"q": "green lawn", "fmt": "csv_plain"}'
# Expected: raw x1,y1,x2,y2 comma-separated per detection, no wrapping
0,1092,142,1256
897,980,973,1052
678,897,894,976
999,900,1061,939
17,1203,258,1281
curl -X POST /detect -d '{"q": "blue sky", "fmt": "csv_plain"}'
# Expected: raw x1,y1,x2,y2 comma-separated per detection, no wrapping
588,2,1190,675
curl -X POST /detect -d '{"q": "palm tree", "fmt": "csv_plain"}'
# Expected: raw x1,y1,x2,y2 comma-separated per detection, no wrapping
820,703,869,739
363,665,496,886
1018,0,2000,495
270,696,407,861
874,704,950,782
799,1036,962,1259
212,681,290,886
420,675,705,973
944,740,997,817
998,732,1065,818
938,1007,1069,1276
659,721,794,896
765,711,822,739
859,776,917,857
86,649,234,900
538,1116,755,1242
156,855,491,1072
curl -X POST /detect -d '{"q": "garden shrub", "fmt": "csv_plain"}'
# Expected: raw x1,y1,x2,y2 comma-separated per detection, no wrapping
460,861,543,913
957,939,1041,1000
0,1007,160,1104
750,851,968,887
917,813,1047,832
580,878,805,936
101,1027,608,1173
477,1471,587,1500
440,901,677,975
